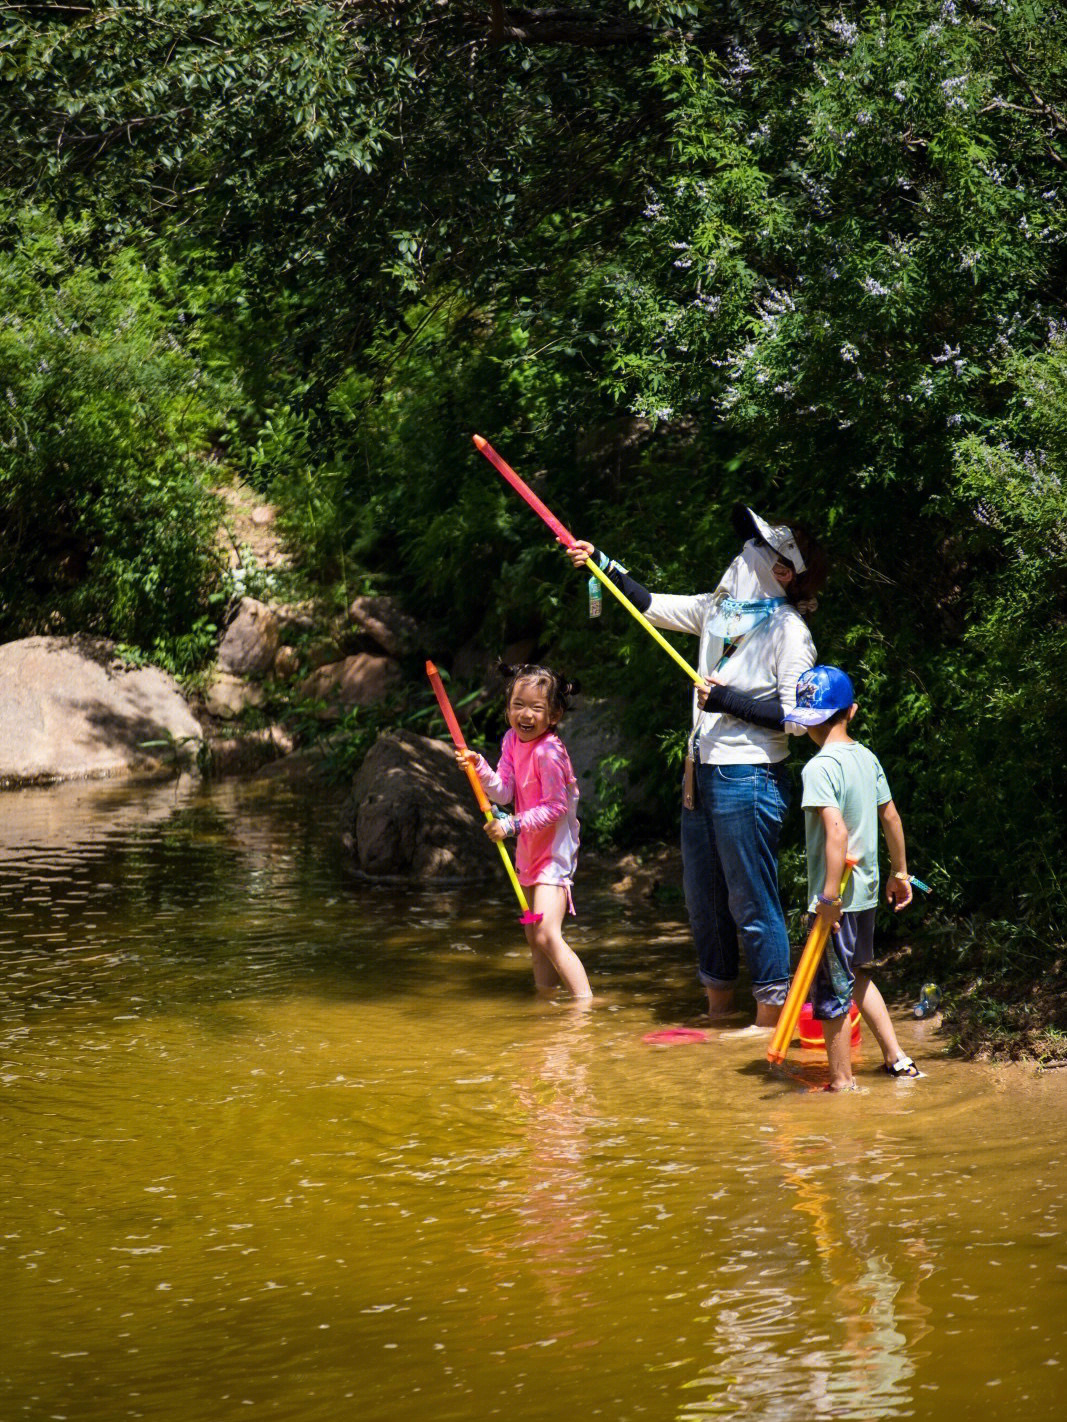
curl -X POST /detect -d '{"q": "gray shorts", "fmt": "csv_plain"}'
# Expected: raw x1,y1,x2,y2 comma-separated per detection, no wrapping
810,907,876,1020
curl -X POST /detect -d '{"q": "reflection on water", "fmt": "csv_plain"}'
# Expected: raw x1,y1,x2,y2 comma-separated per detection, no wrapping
1,779,1063,1422
679,1123,933,1420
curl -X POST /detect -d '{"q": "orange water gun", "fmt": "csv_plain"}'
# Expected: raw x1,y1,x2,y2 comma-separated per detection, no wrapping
425,661,541,925
768,857,858,1066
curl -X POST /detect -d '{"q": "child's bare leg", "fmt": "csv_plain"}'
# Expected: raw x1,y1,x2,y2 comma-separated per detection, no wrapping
854,969,904,1065
524,885,592,999
822,1012,854,1090
521,888,561,991
527,934,561,992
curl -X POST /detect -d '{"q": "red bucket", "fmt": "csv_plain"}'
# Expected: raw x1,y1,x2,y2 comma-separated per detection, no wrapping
798,1000,862,1051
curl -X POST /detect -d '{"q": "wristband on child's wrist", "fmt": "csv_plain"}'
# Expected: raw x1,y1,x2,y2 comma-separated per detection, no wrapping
817,893,842,907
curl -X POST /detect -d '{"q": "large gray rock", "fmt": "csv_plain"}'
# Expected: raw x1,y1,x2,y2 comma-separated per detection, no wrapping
299,653,402,715
344,728,498,879
204,724,294,777
203,670,266,720
0,637,203,787
560,695,633,815
348,595,420,658
217,597,280,678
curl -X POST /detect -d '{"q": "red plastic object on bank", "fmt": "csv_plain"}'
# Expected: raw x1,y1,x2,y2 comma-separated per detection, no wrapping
798,1000,862,1051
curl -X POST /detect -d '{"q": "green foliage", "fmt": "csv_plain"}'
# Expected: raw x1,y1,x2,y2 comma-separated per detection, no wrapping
918,339,1067,935
0,1,665,390
594,2,1067,945
588,751,632,845
282,689,446,787
245,403,352,580
0,208,224,660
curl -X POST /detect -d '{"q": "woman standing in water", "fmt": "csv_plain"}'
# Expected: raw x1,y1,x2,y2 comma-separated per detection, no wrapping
570,506,827,1026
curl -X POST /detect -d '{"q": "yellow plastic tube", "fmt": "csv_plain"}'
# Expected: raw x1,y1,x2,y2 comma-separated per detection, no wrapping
767,857,858,1066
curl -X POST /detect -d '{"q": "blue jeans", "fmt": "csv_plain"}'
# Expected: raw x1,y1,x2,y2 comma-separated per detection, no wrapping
681,761,792,1005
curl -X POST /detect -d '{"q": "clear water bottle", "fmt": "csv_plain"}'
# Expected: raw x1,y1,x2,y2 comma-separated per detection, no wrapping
912,983,942,1018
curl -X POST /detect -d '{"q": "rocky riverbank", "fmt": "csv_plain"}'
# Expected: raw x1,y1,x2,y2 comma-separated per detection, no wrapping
0,478,637,894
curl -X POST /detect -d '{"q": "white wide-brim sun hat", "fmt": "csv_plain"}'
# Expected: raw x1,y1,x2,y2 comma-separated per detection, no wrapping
732,505,807,574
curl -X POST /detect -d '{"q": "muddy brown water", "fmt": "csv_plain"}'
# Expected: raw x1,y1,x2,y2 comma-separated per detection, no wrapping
1,779,1063,1422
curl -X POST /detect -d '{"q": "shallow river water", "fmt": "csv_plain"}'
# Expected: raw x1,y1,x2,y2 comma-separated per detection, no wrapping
1,778,1063,1422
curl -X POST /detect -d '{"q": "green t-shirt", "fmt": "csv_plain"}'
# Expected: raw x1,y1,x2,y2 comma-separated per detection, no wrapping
801,740,891,912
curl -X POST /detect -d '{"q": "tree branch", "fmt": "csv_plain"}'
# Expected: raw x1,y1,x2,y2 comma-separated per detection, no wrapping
1000,47,1067,136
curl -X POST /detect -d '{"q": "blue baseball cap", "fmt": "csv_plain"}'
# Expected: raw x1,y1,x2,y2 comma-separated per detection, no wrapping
784,665,855,726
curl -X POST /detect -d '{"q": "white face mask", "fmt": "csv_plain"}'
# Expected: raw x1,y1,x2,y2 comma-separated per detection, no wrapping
705,543,788,638
718,542,786,602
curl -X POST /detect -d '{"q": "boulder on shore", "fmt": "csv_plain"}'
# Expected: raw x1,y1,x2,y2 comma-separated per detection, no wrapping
347,594,420,658
0,636,203,787
560,695,635,815
203,669,266,720
343,728,499,879
217,597,280,678
299,653,402,716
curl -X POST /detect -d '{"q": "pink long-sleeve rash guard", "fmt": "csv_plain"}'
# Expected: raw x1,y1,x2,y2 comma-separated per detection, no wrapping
475,729,580,888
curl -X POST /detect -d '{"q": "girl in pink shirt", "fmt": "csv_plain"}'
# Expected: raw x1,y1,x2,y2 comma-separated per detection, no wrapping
459,666,590,1000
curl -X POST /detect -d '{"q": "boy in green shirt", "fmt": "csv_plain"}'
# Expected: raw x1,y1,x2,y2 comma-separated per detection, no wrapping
784,666,921,1090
